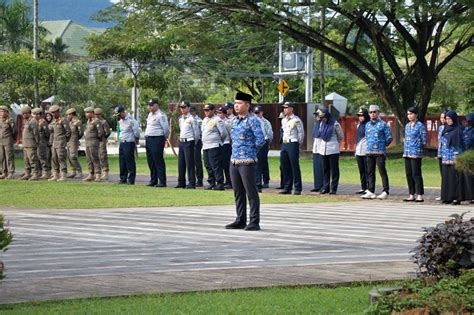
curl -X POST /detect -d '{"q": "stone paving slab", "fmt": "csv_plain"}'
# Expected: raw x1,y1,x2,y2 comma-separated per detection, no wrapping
1,202,472,304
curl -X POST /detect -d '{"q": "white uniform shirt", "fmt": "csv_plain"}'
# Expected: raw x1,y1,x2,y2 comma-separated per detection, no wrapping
179,114,195,141
201,115,226,150
281,114,304,144
119,114,140,142
145,110,169,137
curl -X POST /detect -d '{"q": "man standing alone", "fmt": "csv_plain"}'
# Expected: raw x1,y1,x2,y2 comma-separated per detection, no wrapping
225,92,265,231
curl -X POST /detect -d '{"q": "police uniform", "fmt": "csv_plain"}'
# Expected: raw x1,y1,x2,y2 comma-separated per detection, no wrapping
32,108,51,179
0,106,16,179
83,107,104,181
48,105,71,181
145,99,169,187
201,104,227,190
95,108,110,181
217,107,232,188
190,106,203,186
20,106,40,180
66,108,83,178
225,92,265,231
280,102,304,194
254,105,273,191
115,106,140,185
176,102,196,188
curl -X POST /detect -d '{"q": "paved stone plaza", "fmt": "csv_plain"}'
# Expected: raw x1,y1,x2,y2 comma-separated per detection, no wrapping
0,201,471,304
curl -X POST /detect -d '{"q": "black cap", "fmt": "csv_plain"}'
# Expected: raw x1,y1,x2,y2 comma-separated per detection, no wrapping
114,105,125,116
180,101,190,108
189,106,197,113
235,92,252,103
148,99,159,106
282,101,295,108
253,105,263,113
216,107,227,114
224,102,234,109
203,103,215,110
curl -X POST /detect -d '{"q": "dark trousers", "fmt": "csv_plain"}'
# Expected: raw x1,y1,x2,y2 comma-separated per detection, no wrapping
194,139,203,182
366,154,389,194
255,142,269,188
119,142,136,184
222,143,232,185
441,164,465,202
312,153,323,190
230,163,260,226
203,146,224,187
321,154,340,193
146,136,166,185
356,155,368,191
404,157,424,195
178,141,195,187
280,142,302,192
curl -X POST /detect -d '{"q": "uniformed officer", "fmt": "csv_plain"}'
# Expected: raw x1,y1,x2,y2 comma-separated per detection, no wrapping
145,99,169,187
48,105,71,181
216,106,232,189
190,105,204,187
0,105,16,179
65,108,83,178
45,111,54,177
32,108,51,179
94,108,111,181
225,92,265,231
279,101,305,195
176,101,196,189
201,103,227,190
115,105,140,185
20,106,40,181
254,105,273,191
224,102,236,121
83,106,103,182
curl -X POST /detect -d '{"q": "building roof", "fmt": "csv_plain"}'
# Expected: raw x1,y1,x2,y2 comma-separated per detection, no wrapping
41,20,104,57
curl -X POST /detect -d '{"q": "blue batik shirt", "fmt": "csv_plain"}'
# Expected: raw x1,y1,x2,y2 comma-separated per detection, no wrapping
437,124,445,158
440,135,463,165
365,118,392,155
463,126,473,150
403,120,427,158
230,114,265,165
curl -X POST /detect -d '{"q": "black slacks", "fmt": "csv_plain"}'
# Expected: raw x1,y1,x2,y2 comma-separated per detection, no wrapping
280,142,302,192
312,153,323,190
203,146,224,187
255,142,269,188
441,164,465,202
194,139,203,182
119,141,136,184
178,140,195,187
145,136,166,185
404,157,424,195
230,163,260,226
321,154,340,193
366,154,389,194
222,143,232,185
355,155,367,191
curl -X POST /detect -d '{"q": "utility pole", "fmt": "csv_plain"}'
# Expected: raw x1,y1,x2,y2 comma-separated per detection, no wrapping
278,38,284,103
33,0,39,107
304,7,313,104
319,7,326,108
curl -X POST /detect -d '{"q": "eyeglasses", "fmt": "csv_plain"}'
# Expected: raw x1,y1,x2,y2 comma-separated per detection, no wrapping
369,111,378,114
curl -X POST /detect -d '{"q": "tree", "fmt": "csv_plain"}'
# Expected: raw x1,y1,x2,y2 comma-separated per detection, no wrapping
131,1,473,126
0,0,32,52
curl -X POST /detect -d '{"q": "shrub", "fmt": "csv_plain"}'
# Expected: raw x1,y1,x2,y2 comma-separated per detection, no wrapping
411,212,473,278
456,150,474,175
0,213,13,280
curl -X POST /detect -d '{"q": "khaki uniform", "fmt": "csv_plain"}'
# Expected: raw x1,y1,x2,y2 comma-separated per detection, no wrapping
50,116,71,179
67,117,83,175
0,117,16,178
36,118,51,177
98,117,110,174
84,118,103,179
21,117,40,179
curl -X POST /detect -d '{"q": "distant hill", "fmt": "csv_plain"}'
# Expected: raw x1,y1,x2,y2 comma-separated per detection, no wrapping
17,0,114,28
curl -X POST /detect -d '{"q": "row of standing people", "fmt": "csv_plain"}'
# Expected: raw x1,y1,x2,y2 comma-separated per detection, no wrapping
0,105,110,181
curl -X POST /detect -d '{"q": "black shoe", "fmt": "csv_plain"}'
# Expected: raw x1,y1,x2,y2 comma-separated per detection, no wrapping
276,186,284,190
225,222,246,229
146,183,156,187
356,190,366,194
196,181,203,187
118,181,127,184
175,185,186,189
293,191,301,195
320,190,328,195
186,185,196,189
223,183,232,189
127,182,135,185
213,185,225,191
262,183,269,189
310,188,320,192
244,223,261,231
278,190,291,195
329,191,337,195
257,188,262,193
156,183,167,188
452,200,461,205
205,185,215,190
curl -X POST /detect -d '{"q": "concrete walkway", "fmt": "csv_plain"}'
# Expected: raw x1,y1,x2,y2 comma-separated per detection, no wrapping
1,201,471,304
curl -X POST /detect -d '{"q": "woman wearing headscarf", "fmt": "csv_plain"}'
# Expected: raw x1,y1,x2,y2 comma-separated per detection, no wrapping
311,110,323,192
316,108,344,194
462,113,473,202
402,107,427,202
354,107,370,194
435,111,447,201
440,110,465,204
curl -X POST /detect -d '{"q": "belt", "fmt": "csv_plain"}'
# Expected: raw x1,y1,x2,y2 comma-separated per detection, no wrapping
120,140,134,143
145,135,164,138
180,138,194,142
283,139,298,144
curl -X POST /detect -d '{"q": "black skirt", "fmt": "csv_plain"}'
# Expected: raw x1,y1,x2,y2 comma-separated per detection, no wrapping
463,171,474,201
441,164,466,202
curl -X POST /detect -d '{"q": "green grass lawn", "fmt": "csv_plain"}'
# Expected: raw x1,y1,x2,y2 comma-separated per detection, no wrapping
15,154,441,188
0,283,390,314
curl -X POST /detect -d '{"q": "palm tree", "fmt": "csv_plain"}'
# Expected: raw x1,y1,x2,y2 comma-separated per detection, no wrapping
50,37,68,63
0,0,32,52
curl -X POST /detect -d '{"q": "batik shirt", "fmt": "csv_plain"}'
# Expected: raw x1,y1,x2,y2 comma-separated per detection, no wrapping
403,120,427,158
463,127,473,150
440,134,463,165
437,124,445,158
365,118,392,155
230,114,265,165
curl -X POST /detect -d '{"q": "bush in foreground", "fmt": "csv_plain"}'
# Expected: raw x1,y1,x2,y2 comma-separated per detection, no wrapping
0,212,13,280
